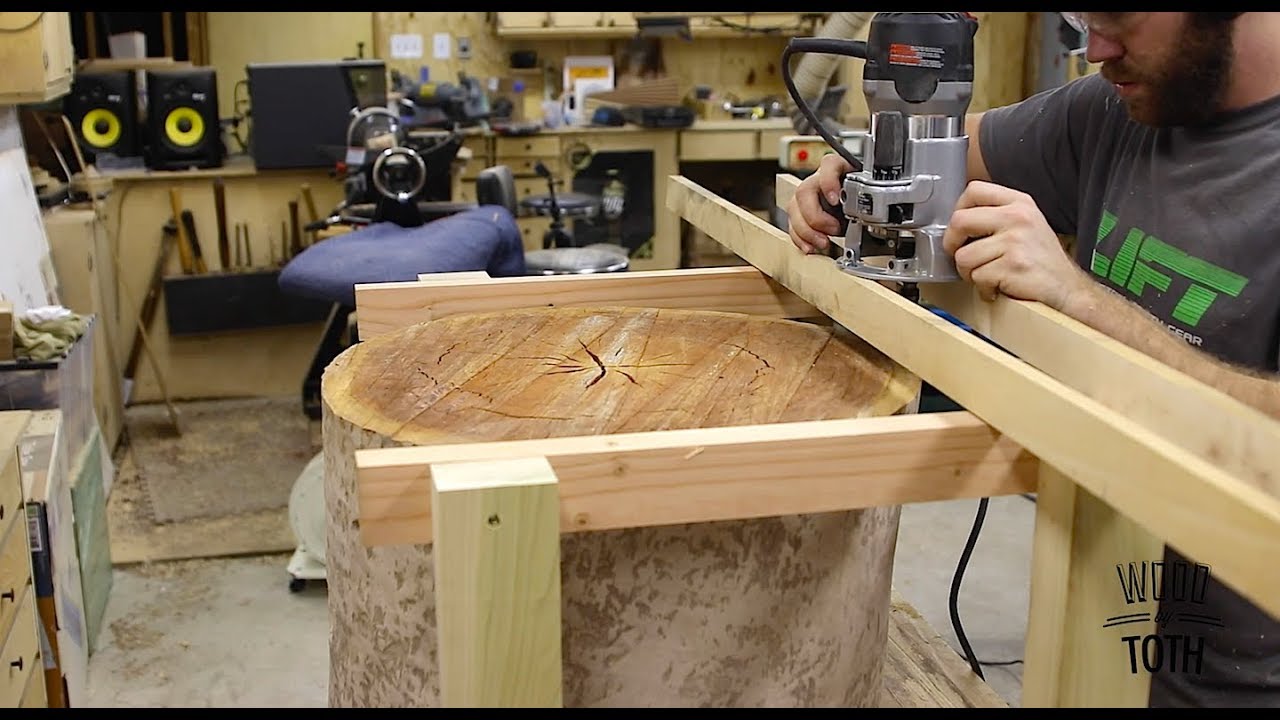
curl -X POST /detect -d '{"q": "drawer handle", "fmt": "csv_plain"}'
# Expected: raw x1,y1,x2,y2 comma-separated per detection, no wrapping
10,657,21,672
1,589,13,602
1,503,4,520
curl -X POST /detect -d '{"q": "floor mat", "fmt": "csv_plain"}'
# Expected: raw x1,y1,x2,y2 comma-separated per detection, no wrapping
127,397,320,524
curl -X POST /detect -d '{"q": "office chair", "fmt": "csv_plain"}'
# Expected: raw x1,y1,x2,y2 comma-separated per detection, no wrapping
279,164,523,418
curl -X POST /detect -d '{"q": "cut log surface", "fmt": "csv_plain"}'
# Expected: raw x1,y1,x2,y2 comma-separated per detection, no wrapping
323,306,920,707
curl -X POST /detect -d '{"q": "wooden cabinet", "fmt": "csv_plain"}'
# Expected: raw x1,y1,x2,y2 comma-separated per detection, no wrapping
0,12,75,105
0,411,44,709
495,12,812,38
495,12,634,37
42,206,126,452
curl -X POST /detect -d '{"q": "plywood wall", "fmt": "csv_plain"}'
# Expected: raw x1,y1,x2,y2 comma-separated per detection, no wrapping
204,12,1033,131
206,12,375,121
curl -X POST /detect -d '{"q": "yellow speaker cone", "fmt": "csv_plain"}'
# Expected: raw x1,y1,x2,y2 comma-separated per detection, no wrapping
81,108,121,148
164,107,205,147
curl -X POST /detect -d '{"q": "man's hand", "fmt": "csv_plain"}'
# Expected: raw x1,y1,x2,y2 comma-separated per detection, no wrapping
786,154,852,254
942,180,1093,311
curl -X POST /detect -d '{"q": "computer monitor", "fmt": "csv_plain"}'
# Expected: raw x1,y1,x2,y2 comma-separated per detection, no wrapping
246,59,387,170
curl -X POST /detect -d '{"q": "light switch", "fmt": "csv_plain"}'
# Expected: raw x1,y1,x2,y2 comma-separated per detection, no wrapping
433,32,451,60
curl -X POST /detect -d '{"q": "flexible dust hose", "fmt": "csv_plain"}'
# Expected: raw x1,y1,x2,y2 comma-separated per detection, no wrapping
784,12,874,134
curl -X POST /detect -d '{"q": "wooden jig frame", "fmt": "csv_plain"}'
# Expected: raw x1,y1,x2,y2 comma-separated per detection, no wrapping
346,174,1280,708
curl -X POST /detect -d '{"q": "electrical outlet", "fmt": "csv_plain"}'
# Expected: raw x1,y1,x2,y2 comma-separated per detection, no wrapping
457,37,471,60
389,34,423,60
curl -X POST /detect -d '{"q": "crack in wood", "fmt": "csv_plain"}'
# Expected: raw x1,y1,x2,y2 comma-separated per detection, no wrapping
580,339,609,389
435,342,461,365
472,407,576,421
727,343,773,369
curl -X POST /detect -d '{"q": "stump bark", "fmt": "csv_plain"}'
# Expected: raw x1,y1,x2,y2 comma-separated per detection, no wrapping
322,306,919,707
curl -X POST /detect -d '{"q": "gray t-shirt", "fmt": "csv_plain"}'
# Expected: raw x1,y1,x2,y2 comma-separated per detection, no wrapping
980,72,1280,708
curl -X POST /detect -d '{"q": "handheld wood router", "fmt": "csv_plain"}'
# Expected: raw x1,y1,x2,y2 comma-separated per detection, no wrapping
783,12,979,290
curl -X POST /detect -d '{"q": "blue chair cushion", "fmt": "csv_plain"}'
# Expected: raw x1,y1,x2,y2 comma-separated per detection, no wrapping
278,205,526,307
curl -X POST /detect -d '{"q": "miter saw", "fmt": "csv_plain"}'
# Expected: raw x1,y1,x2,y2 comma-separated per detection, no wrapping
783,12,979,299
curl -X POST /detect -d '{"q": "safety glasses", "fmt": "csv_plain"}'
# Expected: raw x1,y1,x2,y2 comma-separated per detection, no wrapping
1060,12,1146,36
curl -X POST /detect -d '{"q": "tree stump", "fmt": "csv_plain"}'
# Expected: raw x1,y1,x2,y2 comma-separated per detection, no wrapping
322,306,919,707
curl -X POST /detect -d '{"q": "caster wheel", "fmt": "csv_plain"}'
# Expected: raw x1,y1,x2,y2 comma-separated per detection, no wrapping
289,577,307,593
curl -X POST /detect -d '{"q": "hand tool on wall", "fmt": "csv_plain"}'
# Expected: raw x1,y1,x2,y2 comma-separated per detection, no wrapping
234,223,243,268
180,209,209,274
126,221,177,381
214,177,231,271
168,187,197,274
240,222,253,268
289,200,304,257
301,183,320,245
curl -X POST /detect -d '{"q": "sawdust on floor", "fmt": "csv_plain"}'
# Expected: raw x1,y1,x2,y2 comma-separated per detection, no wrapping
107,408,323,565
101,554,300,684
127,397,321,524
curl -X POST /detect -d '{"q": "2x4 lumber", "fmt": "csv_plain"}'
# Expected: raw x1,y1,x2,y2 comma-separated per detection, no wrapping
356,411,1036,547
670,173,1280,621
776,173,1280,495
1022,466,1160,708
432,458,563,707
354,267,817,338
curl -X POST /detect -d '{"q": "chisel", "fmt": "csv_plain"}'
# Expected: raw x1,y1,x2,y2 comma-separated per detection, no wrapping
214,177,231,271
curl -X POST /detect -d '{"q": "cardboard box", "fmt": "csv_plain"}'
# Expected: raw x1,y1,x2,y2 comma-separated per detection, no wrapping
19,410,88,707
0,300,12,362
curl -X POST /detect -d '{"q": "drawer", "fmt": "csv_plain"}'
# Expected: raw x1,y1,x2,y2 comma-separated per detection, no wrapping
497,156,561,178
495,135,560,158
19,660,45,707
758,129,793,161
516,216,552,252
456,155,489,181
515,177,553,204
0,585,37,708
679,130,759,161
0,450,19,545
0,519,31,639
461,135,489,156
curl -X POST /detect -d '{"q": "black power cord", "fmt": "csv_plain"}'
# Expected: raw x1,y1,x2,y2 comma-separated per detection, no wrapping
950,497,991,680
949,494,1036,680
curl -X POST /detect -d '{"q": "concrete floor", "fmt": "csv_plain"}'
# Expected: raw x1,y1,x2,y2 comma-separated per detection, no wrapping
85,496,1035,708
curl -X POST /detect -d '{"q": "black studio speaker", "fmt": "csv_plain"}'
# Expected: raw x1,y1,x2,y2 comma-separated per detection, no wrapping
63,71,141,160
145,67,224,170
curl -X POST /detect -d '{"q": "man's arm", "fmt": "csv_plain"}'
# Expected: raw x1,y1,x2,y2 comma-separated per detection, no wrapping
942,180,1280,421
966,112,991,183
1059,274,1280,419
